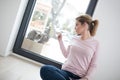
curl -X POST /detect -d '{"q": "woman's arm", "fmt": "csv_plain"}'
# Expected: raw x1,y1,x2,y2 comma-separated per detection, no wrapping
84,42,100,80
58,33,70,58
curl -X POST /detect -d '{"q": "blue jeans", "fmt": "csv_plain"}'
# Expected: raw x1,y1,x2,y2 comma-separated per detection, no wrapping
40,65,81,80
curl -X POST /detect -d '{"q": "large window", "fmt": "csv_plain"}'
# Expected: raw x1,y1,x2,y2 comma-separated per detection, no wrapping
13,0,98,68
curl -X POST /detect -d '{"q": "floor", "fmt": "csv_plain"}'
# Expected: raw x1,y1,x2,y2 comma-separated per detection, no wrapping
0,54,42,80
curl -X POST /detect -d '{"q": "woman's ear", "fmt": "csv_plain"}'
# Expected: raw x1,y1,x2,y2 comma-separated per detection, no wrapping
84,22,89,30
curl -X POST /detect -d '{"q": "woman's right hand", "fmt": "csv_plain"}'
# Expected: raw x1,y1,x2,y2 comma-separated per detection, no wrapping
57,33,62,41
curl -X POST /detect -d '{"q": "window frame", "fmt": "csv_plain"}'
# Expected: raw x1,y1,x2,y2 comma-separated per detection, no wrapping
13,0,98,68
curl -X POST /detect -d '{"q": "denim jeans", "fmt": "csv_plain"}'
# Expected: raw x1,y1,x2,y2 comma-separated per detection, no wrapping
40,65,81,80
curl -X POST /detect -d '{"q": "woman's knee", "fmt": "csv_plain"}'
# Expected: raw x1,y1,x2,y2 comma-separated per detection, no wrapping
40,65,48,77
40,65,55,74
40,65,56,78
40,65,48,73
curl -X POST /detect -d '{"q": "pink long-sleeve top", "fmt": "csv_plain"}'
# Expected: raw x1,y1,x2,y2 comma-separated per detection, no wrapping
59,36,99,79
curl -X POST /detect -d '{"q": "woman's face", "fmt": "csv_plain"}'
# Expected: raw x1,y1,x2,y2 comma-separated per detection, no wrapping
75,21,85,35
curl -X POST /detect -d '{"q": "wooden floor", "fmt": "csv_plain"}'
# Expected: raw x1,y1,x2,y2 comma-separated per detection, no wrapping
0,54,42,80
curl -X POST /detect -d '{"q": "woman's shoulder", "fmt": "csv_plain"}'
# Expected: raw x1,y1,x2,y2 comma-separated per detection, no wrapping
93,37,99,44
92,38,100,49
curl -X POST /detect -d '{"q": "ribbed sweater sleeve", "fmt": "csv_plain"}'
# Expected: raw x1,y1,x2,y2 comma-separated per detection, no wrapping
85,42,100,79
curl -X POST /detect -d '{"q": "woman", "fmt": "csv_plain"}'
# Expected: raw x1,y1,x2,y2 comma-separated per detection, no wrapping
40,14,99,80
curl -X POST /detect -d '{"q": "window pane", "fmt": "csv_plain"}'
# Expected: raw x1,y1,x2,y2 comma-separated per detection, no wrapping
22,0,90,63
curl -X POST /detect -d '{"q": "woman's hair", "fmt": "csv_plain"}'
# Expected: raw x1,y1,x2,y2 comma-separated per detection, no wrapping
76,14,99,36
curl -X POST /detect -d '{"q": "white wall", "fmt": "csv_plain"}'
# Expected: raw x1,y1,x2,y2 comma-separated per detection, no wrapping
0,0,120,80
93,0,120,80
0,0,28,56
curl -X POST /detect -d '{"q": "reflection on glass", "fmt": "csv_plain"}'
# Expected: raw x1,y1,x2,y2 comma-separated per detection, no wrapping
22,0,90,63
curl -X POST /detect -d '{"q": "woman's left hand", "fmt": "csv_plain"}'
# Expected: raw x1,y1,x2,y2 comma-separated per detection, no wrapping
80,77,88,80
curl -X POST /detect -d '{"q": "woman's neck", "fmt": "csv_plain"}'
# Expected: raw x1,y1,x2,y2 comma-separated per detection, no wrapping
81,31,91,40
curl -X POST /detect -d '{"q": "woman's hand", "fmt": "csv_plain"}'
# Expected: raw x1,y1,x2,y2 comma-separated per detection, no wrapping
80,79,88,80
80,77,88,80
57,33,62,41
